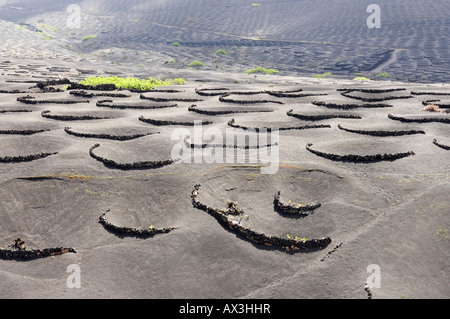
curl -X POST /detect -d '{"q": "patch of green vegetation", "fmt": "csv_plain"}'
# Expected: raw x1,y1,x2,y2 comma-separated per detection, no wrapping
42,35,55,41
78,76,186,91
165,60,176,64
171,42,181,47
61,85,69,91
215,49,228,55
251,3,261,6
353,76,370,81
376,72,390,78
187,61,205,68
312,72,333,79
82,35,97,42
185,18,198,24
38,23,58,32
244,67,279,75
231,46,238,50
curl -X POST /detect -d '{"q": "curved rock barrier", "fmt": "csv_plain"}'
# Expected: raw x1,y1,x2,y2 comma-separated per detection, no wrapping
64,127,157,141
0,109,32,113
139,94,203,103
188,104,274,116
0,129,50,135
411,91,450,96
67,83,117,91
266,92,327,98
219,93,284,105
129,88,184,93
388,113,450,124
139,116,213,126
337,124,425,137
433,139,450,150
274,190,321,216
0,246,76,260
287,109,361,121
89,143,175,170
305,143,415,163
99,210,176,238
0,151,58,163
183,135,278,149
340,90,413,102
191,184,331,252
41,110,115,121
195,88,231,96
0,89,29,94
70,90,131,98
17,95,90,105
96,99,177,110
36,78,73,90
228,118,331,132
312,101,392,110
337,88,406,94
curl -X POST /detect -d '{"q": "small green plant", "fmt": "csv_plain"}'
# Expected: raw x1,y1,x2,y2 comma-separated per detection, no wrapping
376,72,390,78
286,234,307,243
353,76,370,81
312,72,333,79
38,23,58,32
187,61,205,68
244,67,278,75
82,35,97,42
215,49,228,55
251,3,261,6
171,42,181,47
78,76,186,90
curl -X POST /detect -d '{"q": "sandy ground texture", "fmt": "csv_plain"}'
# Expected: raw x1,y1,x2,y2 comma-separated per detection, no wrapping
0,0,449,300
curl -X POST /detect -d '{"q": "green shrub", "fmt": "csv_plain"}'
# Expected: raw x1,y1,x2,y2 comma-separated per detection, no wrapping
171,42,181,47
251,3,261,6
187,61,205,67
215,49,228,55
312,72,333,79
78,76,186,91
244,67,278,75
376,72,390,78
353,76,370,81
82,35,97,42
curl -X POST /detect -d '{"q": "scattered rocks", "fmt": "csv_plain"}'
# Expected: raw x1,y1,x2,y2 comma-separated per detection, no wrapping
312,101,392,110
0,129,51,135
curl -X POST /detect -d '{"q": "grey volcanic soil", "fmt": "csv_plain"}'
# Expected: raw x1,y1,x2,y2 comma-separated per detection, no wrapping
0,0,449,300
